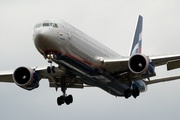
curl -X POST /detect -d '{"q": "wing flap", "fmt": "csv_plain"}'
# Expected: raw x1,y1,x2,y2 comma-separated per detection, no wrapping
167,59,180,70
145,76,180,85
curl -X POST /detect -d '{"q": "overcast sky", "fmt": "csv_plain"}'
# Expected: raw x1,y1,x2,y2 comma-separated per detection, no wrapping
1,0,180,120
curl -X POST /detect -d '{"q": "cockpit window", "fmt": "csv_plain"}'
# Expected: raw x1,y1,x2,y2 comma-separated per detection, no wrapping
43,23,50,26
35,23,42,28
34,23,59,29
53,23,58,28
50,23,53,26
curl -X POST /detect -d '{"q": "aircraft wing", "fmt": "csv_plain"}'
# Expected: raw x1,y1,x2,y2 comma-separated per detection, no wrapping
0,70,14,83
102,57,130,73
102,52,180,73
0,65,84,89
0,65,65,83
150,53,180,70
145,75,180,85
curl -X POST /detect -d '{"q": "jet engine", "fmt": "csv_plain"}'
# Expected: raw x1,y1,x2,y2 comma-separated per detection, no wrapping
13,66,39,90
132,80,147,93
128,53,155,77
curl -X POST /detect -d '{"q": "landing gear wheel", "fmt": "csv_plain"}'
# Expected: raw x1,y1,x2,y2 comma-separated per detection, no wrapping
57,95,73,106
47,66,56,74
124,89,132,99
57,96,64,106
132,88,140,98
47,66,51,74
65,95,73,105
52,66,56,73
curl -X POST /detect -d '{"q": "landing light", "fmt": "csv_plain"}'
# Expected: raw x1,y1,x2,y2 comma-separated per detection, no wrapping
46,53,54,59
51,54,54,58
99,57,104,62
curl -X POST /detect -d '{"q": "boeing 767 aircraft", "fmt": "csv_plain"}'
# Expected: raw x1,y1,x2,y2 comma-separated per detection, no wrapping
1,15,180,106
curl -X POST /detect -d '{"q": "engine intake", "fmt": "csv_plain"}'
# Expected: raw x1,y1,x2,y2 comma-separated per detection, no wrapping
13,66,39,90
128,54,155,77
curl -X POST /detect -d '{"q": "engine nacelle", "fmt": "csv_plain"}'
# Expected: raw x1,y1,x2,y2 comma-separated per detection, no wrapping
13,66,39,90
132,80,147,93
128,53,155,78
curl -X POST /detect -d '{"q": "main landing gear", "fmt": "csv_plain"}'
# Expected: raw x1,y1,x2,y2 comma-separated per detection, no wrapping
57,77,73,106
124,88,140,99
57,95,73,106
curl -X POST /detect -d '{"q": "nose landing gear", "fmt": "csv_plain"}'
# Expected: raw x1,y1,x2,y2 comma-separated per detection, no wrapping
44,52,56,74
47,65,56,74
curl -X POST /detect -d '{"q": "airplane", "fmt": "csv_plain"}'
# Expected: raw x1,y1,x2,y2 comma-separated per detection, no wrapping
1,15,180,106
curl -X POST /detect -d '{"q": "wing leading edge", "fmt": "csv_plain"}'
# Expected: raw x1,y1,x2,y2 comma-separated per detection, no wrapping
0,65,84,90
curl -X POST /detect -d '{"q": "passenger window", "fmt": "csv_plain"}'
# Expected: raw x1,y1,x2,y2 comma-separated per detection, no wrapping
53,23,58,28
43,23,50,26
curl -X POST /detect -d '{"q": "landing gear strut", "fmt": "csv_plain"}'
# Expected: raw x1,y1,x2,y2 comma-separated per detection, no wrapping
57,77,73,106
44,52,56,74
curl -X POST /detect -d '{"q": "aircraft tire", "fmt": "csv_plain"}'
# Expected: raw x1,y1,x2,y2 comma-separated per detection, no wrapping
124,89,132,99
132,88,140,98
57,96,64,106
65,95,73,105
52,66,56,73
47,66,51,74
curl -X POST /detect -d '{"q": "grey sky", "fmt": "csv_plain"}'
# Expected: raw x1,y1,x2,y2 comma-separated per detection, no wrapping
0,0,180,120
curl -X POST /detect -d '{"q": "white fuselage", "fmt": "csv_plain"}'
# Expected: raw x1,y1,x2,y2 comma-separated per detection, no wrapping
33,18,132,96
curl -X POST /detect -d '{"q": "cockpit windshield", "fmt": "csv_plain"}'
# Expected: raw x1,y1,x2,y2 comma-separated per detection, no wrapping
50,23,53,26
34,23,59,29
43,23,50,26
35,23,42,28
53,23,58,28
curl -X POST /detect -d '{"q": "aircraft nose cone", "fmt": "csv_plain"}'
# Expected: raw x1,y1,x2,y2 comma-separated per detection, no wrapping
34,29,55,51
34,32,49,46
